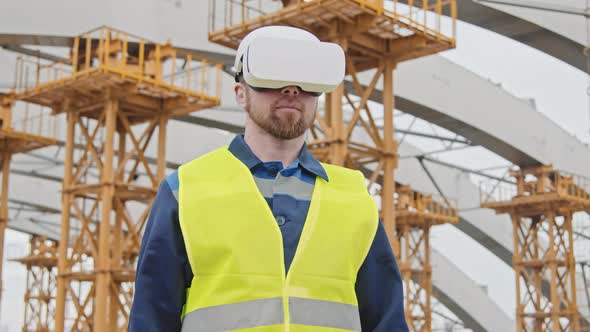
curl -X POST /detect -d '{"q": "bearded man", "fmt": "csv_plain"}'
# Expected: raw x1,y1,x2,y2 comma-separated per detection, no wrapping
129,25,408,332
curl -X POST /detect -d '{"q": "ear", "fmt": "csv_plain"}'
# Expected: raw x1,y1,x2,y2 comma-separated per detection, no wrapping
235,82,247,108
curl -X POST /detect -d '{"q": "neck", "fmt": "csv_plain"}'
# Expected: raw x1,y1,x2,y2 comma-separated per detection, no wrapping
244,120,306,168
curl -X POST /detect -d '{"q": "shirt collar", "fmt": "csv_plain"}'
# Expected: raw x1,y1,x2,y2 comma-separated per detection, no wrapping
228,134,329,182
297,141,329,182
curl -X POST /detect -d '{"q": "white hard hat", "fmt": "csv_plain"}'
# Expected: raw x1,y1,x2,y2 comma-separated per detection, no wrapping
233,26,345,94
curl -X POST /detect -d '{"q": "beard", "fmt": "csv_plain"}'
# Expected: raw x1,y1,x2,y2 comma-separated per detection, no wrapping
245,90,316,140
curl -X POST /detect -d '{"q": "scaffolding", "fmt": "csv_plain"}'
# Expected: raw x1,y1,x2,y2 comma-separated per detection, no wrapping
209,0,455,245
0,94,57,312
11,236,59,332
11,26,222,331
395,185,458,331
481,164,590,332
208,1,455,330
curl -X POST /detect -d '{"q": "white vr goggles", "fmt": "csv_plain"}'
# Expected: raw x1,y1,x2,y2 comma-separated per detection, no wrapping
235,36,346,96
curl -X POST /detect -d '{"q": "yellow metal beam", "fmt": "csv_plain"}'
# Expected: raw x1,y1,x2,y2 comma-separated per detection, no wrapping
10,26,221,331
481,165,587,331
12,236,58,332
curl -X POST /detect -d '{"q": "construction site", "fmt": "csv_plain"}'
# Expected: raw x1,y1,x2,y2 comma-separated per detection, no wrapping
0,0,589,331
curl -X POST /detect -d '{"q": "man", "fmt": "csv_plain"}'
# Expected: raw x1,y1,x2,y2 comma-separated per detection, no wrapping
129,26,408,332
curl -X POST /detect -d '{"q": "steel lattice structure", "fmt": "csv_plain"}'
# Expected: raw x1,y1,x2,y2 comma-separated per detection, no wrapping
395,185,458,331
12,235,59,332
10,26,222,331
207,0,456,330
482,165,590,331
0,95,57,310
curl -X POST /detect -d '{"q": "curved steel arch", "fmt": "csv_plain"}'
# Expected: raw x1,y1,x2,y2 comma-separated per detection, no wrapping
456,0,587,72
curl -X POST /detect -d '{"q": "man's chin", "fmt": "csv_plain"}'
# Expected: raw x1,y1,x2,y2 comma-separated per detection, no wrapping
267,124,307,140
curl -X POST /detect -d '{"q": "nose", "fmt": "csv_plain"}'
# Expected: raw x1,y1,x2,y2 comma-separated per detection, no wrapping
280,85,300,97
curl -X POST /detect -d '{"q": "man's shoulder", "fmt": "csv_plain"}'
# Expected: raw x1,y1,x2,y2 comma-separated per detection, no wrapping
179,147,232,174
165,147,231,196
164,170,179,192
321,162,363,180
163,170,179,201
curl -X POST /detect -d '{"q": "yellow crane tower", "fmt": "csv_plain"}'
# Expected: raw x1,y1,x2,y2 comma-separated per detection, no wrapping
208,1,456,330
481,165,590,331
11,26,222,331
11,235,59,332
0,93,57,313
395,185,458,331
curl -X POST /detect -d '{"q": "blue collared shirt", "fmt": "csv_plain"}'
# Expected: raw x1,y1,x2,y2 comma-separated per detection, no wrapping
129,135,408,332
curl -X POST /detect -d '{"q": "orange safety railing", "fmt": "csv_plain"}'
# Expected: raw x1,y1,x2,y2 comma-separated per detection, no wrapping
556,171,590,202
208,0,456,44
479,180,517,206
13,56,72,94
13,26,222,101
9,101,60,140
396,187,458,221
423,192,458,221
480,171,590,206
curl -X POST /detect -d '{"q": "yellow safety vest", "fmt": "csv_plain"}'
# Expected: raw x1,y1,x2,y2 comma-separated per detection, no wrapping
178,147,378,332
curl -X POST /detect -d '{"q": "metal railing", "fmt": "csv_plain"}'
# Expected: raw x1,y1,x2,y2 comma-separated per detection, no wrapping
9,101,60,140
13,26,223,100
423,192,458,220
396,188,458,221
556,171,590,202
480,171,590,205
208,0,456,44
13,56,72,94
385,0,457,42
479,180,516,205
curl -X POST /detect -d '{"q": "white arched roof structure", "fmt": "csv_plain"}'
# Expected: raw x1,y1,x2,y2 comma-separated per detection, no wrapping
457,0,588,71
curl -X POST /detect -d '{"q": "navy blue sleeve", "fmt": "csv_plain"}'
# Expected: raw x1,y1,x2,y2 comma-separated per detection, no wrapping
356,221,409,332
128,179,192,332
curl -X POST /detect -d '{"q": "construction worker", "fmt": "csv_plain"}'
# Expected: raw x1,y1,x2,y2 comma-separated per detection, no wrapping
129,26,408,332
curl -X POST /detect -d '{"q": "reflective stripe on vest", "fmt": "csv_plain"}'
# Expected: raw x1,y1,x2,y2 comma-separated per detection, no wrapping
178,147,378,331
180,297,361,332
180,298,284,332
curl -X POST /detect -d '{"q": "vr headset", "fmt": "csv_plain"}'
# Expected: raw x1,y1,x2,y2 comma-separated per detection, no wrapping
235,36,346,96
